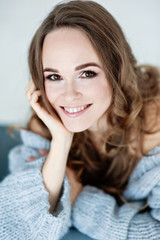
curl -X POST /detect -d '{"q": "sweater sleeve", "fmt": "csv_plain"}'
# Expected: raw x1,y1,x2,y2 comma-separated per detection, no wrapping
72,185,160,240
0,145,72,240
72,146,160,240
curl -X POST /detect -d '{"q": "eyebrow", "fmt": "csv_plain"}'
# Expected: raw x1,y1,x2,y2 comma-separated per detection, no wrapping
43,62,101,73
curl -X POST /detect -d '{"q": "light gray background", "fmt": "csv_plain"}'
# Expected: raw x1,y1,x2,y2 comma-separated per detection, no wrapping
0,0,160,125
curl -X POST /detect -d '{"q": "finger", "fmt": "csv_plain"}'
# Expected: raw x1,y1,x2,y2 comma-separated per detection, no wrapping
39,149,49,156
25,80,37,99
25,80,35,94
25,79,36,92
29,90,46,117
29,90,59,125
28,91,51,124
27,156,37,162
29,90,41,103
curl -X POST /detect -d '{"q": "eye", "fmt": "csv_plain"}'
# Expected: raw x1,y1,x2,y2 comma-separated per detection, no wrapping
46,74,62,81
80,71,97,79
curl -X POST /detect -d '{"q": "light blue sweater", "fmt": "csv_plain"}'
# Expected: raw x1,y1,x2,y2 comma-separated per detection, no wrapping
0,129,160,240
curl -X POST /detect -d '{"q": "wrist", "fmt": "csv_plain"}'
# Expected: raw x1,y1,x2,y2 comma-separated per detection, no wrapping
51,133,74,151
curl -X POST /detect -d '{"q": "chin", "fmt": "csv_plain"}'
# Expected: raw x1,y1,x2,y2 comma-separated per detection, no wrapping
64,122,90,133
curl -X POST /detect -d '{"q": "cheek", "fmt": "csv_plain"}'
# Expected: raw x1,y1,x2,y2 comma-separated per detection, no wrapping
88,81,112,102
100,81,112,101
44,83,57,105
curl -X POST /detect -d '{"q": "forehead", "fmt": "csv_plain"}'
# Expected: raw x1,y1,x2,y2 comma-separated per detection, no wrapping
42,27,101,66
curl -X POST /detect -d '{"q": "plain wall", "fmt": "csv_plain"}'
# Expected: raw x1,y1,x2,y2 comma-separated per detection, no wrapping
0,0,160,125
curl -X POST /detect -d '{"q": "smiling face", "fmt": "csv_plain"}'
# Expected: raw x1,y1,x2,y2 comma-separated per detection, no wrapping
42,27,112,133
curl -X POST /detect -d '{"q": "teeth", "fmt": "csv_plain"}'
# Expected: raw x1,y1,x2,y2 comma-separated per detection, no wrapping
64,105,88,113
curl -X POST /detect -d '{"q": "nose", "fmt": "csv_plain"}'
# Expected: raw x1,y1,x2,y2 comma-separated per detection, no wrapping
63,82,82,102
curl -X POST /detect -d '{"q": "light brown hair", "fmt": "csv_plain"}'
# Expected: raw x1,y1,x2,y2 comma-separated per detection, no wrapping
28,0,160,196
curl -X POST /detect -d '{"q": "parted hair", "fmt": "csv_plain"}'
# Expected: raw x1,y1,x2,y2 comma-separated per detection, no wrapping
28,0,160,196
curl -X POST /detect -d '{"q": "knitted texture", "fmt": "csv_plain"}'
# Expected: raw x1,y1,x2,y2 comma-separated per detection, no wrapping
0,130,71,240
1,129,160,239
72,147,160,240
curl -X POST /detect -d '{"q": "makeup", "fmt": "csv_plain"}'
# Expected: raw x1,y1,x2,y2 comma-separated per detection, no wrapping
60,104,92,118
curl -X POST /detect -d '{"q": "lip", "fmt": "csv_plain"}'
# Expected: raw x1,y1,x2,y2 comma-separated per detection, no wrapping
60,104,92,118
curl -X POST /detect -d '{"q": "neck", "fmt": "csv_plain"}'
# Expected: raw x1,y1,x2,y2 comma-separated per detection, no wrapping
88,129,107,156
88,114,108,134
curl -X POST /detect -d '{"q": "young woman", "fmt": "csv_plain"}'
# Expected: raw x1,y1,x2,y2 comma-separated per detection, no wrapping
1,1,160,239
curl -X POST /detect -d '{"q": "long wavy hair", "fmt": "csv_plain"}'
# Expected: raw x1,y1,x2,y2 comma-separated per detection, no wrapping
28,0,160,196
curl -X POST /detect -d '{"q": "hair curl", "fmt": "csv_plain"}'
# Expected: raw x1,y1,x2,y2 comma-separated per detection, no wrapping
28,0,160,196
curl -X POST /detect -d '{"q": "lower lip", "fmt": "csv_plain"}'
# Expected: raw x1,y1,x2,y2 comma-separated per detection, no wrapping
61,105,92,118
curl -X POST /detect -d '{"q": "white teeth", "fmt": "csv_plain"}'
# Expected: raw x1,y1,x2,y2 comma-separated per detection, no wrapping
64,105,88,113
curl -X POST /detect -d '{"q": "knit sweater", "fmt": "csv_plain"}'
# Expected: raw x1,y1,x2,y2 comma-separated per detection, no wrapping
0,129,160,240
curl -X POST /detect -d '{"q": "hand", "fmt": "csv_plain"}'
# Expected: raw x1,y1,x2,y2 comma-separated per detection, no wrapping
27,149,49,162
27,150,83,206
25,80,73,141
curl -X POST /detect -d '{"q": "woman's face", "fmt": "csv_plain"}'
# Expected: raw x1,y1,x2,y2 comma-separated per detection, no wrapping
42,27,112,133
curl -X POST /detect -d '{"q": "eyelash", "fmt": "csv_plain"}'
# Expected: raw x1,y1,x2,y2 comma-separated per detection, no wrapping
45,70,98,81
